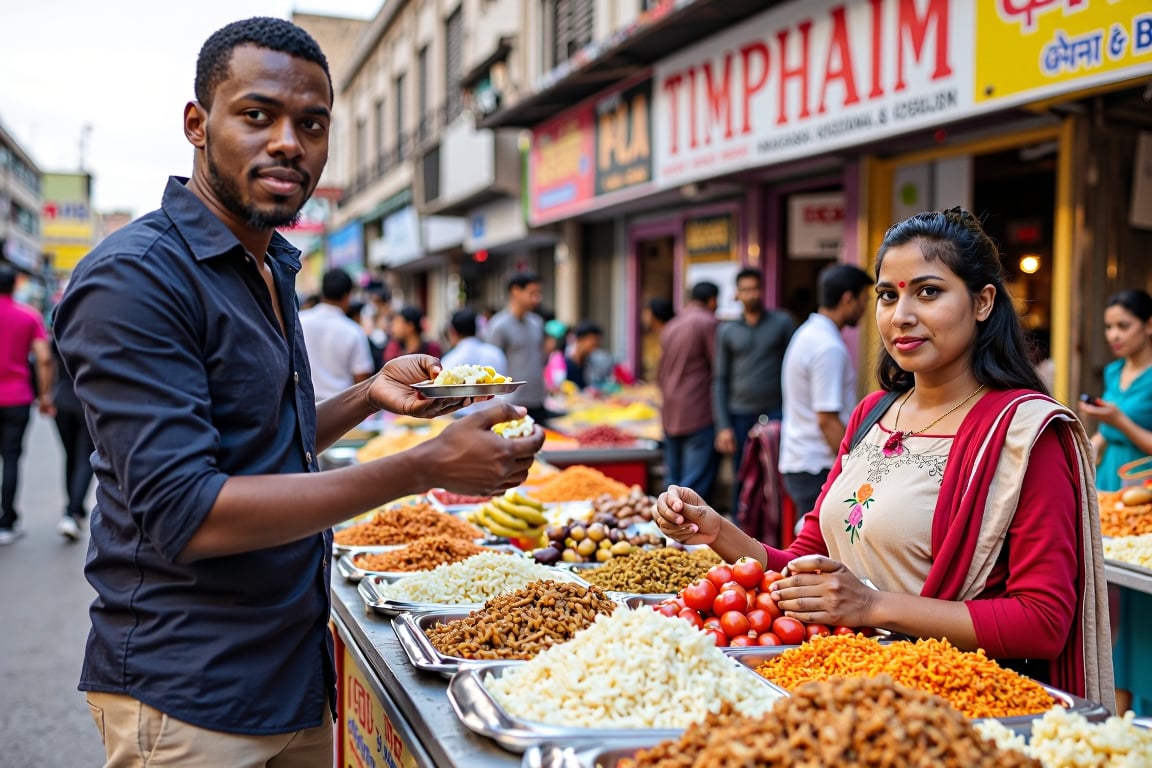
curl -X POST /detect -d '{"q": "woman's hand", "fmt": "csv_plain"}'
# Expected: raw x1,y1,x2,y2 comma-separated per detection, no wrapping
1077,398,1122,428
770,554,877,628
655,485,722,545
367,354,490,417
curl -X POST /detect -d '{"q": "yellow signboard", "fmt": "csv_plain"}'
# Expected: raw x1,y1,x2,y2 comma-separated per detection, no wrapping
976,0,1152,104
341,647,420,768
45,244,93,272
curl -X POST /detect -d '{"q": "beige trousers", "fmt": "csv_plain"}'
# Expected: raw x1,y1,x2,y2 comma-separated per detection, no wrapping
86,692,333,768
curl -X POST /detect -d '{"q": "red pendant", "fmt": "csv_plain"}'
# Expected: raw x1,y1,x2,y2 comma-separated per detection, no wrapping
883,431,905,454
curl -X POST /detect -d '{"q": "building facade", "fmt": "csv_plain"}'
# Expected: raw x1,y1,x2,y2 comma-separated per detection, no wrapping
0,117,44,283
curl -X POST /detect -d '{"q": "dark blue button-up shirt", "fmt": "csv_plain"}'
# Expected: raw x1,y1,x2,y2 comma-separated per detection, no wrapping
54,177,333,735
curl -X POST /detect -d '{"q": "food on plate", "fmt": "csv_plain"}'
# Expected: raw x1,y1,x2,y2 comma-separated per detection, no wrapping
533,499,667,565
619,677,1039,768
485,605,780,728
423,581,616,660
528,465,632,502
369,551,579,605
579,547,720,593
466,489,548,540
1102,533,1152,570
351,536,489,573
755,634,1055,719
333,501,481,546
1120,485,1152,506
976,706,1152,766
491,415,535,438
590,486,657,527
1097,490,1152,537
432,364,509,385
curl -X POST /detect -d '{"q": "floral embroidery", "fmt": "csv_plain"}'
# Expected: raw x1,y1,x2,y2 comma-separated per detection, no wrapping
843,482,874,544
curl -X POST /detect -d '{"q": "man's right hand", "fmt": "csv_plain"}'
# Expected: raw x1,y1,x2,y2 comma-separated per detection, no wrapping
414,402,545,496
715,428,736,454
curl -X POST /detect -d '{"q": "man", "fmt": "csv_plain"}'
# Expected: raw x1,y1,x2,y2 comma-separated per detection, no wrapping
713,267,795,510
565,321,616,391
441,307,507,414
485,272,549,422
658,281,721,503
299,267,375,401
778,263,873,520
54,18,542,766
0,266,53,544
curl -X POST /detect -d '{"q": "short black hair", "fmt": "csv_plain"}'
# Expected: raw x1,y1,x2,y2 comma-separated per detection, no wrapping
735,267,763,285
573,321,602,339
0,265,15,295
195,17,332,109
396,305,424,327
507,272,540,293
647,298,675,323
450,307,478,337
818,264,873,309
690,281,719,303
320,268,353,301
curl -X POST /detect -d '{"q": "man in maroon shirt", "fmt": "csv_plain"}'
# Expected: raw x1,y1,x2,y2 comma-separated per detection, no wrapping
657,281,720,504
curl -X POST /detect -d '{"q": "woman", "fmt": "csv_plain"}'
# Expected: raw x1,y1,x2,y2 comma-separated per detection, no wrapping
383,305,441,362
657,208,1113,708
1079,288,1152,715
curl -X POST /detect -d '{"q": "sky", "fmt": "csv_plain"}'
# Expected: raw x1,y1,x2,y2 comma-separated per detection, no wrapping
0,0,383,218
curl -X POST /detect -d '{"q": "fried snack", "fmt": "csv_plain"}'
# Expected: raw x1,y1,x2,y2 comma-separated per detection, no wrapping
580,547,720,594
424,581,616,660
529,465,632,502
620,677,1040,768
351,536,488,572
1097,490,1152,537
333,502,481,546
755,635,1055,719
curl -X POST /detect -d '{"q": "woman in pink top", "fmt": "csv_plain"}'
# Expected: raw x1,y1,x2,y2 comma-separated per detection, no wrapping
656,208,1112,709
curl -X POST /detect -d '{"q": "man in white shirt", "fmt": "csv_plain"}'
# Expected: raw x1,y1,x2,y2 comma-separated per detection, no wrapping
779,264,873,520
300,268,375,401
442,308,508,416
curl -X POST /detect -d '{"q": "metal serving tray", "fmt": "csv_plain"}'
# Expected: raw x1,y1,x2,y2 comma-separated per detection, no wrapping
358,569,593,617
521,742,655,768
411,380,525,398
337,544,524,583
392,608,527,679
446,660,788,754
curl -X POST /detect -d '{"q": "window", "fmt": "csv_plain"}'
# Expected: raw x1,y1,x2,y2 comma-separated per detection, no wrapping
445,9,464,122
545,0,594,68
417,46,430,144
395,72,407,159
375,99,386,160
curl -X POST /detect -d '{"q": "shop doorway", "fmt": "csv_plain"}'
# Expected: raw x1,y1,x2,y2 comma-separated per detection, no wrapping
636,235,674,382
779,189,844,325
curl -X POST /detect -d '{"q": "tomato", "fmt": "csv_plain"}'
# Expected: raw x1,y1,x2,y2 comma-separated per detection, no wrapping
805,623,831,639
705,564,734,590
772,617,805,645
856,626,876,638
832,625,857,636
703,628,728,647
745,608,774,635
712,590,747,616
720,582,748,600
753,591,783,621
760,570,785,592
756,631,782,646
730,556,765,590
681,578,718,612
728,634,756,647
655,601,680,618
702,616,723,631
677,607,704,629
719,610,751,638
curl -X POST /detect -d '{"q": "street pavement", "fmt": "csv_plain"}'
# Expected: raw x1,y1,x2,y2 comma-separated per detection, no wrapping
0,412,105,767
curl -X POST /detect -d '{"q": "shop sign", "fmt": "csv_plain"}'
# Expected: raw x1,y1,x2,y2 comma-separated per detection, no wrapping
528,102,596,224
975,0,1152,106
328,221,365,270
788,192,845,259
595,80,653,196
341,648,419,768
684,214,734,260
653,0,972,188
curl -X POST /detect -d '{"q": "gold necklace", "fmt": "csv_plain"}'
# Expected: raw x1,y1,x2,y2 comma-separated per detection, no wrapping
883,384,986,455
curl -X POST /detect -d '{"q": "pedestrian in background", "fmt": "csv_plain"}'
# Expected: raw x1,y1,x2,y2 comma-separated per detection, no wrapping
52,337,94,542
640,297,675,382
54,17,542,765
658,281,720,504
778,263,873,524
0,265,54,545
714,267,795,512
441,307,508,415
384,305,442,362
486,272,551,422
300,267,375,401
565,321,617,391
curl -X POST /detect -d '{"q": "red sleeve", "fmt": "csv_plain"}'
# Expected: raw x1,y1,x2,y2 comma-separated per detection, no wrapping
966,425,1078,660
760,392,887,571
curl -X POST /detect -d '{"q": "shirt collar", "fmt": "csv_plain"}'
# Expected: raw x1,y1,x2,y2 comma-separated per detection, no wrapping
161,176,302,273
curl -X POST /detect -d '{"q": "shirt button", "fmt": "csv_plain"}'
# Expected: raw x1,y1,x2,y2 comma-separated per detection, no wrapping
306,451,313,464
294,371,300,383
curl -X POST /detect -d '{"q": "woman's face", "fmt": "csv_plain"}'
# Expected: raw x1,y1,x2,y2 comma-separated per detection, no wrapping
390,314,416,340
1104,304,1152,360
875,242,994,385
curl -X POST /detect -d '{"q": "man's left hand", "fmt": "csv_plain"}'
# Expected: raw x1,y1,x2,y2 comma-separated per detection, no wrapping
367,354,488,418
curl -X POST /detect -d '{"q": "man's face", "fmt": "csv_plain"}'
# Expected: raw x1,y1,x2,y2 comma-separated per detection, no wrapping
194,45,330,231
844,288,871,327
511,282,542,313
736,276,762,312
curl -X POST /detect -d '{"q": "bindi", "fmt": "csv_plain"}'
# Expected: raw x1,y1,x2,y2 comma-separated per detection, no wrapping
898,281,906,288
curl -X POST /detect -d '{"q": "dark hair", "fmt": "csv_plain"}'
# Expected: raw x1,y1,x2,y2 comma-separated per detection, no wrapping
450,307,478,337
507,272,540,293
819,264,873,309
396,305,424,329
573,321,603,339
0,265,15,295
647,297,675,324
874,207,1046,394
195,17,332,109
320,268,353,301
690,281,720,303
1105,289,1152,323
735,267,763,285
347,300,366,322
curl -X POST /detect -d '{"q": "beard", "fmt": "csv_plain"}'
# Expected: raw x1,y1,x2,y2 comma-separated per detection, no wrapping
204,131,311,230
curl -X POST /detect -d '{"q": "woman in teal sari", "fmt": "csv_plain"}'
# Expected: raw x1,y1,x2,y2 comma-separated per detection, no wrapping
1079,288,1152,715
